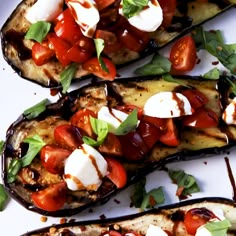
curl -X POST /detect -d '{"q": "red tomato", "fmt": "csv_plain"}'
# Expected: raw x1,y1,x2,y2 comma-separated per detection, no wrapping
31,182,67,212
82,57,116,80
159,118,180,146
170,35,197,73
40,144,71,174
158,0,177,28
181,89,208,110
95,30,122,54
70,108,97,137
32,42,55,66
184,208,215,235
142,115,167,130
54,124,83,150
118,131,149,161
47,33,71,66
105,157,127,189
95,0,116,10
182,107,218,128
99,133,123,156
54,9,82,45
66,45,92,64
138,119,163,149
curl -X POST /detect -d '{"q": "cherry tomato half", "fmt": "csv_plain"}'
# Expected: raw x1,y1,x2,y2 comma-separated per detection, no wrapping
31,182,67,212
82,57,116,80
170,35,197,73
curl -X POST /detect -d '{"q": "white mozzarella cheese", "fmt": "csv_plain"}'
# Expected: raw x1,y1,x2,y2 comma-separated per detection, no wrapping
222,97,236,125
64,144,108,191
146,224,168,236
25,0,64,23
66,0,99,38
144,92,193,118
119,0,163,32
97,106,129,133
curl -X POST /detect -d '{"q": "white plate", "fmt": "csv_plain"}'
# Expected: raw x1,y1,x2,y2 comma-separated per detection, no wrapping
0,1,236,235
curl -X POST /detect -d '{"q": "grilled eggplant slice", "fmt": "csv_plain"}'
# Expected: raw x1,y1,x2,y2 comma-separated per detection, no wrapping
22,197,236,236
2,75,236,216
1,0,236,87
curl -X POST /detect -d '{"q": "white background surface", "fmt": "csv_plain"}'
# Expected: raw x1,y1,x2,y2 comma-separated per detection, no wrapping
0,1,236,235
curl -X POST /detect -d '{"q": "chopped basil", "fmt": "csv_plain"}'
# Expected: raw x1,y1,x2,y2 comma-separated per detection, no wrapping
135,54,172,75
60,63,78,94
122,0,149,18
0,184,8,211
83,116,109,147
0,140,4,154
94,38,108,73
25,21,51,43
192,26,236,75
205,219,231,236
23,99,48,119
115,109,138,135
163,73,190,87
131,178,165,210
203,68,220,80
7,135,45,183
168,169,200,199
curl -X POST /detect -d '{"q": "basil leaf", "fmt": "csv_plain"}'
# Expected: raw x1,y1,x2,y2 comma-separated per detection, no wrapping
205,219,231,236
225,77,236,96
0,184,8,211
23,99,48,119
168,169,200,198
163,73,190,87
140,187,165,210
7,159,22,183
135,54,172,75
60,63,78,94
203,68,220,80
122,0,149,18
94,38,108,73
21,135,46,167
0,140,4,154
25,21,51,43
131,178,146,208
115,109,138,135
83,116,109,146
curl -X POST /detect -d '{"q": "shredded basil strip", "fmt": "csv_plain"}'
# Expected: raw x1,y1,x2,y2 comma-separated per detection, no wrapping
115,109,138,135
0,140,4,154
0,184,8,211
7,135,45,183
83,116,109,147
163,73,190,87
135,54,172,75
203,68,220,80
205,219,231,236
168,169,200,198
23,99,48,119
60,63,78,94
25,21,51,43
94,38,109,73
122,0,149,18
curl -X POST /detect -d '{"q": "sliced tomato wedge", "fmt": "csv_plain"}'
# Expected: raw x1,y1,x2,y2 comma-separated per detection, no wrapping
158,0,177,28
82,57,116,80
159,118,180,147
70,108,97,137
170,35,197,73
105,157,127,189
31,182,67,212
32,42,55,66
99,133,123,156
54,124,83,150
180,88,208,110
95,0,116,10
40,144,71,174
182,107,218,128
184,208,215,235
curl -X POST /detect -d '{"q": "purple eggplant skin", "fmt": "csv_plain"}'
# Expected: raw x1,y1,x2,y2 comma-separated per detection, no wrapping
21,197,236,236
1,0,236,87
2,74,236,217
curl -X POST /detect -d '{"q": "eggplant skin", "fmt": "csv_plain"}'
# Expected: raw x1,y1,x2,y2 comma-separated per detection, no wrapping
1,0,235,87
2,75,236,217
21,197,236,236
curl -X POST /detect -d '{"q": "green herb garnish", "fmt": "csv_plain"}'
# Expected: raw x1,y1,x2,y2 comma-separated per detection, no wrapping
205,219,231,236
0,184,8,211
25,21,51,43
203,68,221,80
0,140,4,154
94,38,108,73
23,99,48,119
122,0,149,18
